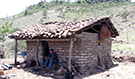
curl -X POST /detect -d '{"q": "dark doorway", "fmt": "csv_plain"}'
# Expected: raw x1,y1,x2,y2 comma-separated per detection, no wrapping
42,41,49,65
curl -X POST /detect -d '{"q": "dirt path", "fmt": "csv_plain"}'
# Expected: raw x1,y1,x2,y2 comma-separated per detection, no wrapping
0,59,135,79
83,62,135,79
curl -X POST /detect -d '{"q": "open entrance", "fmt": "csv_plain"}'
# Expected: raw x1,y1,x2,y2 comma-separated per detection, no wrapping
42,41,49,65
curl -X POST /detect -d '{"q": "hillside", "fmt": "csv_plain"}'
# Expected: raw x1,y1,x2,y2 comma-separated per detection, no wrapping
0,1,135,58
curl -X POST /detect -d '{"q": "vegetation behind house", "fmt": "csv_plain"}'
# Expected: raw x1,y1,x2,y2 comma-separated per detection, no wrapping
0,0,135,58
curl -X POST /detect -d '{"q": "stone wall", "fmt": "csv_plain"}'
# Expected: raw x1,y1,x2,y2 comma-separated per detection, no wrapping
26,32,112,72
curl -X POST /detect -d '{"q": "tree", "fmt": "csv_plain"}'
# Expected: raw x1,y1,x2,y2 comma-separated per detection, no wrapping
77,0,82,4
0,22,20,41
44,0,47,3
24,10,28,16
55,0,59,4
0,22,13,41
120,10,130,21
43,10,47,19
0,21,21,58
67,0,71,3
60,0,64,4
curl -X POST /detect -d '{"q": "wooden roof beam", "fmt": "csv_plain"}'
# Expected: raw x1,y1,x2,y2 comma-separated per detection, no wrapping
25,39,71,41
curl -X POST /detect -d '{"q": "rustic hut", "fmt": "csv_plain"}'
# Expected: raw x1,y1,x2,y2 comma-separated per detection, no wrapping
9,16,119,72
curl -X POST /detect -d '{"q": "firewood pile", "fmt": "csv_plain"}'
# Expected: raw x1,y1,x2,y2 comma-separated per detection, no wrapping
9,17,118,39
0,62,12,71
55,58,81,76
112,55,135,62
111,51,135,62
96,53,114,70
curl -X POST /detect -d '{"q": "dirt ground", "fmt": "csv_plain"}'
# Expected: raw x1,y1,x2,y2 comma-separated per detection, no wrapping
0,58,135,79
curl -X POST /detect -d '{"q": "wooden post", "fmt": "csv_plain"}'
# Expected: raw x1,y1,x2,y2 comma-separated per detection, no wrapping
68,37,74,71
15,39,18,65
36,39,40,67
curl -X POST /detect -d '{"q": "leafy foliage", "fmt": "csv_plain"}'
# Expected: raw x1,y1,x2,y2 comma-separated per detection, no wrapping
24,10,28,16
0,22,21,41
43,10,47,19
8,41,26,55
0,0,133,58
21,0,130,16
0,22,13,41
8,28,21,34
120,10,130,19
39,19,44,24
0,22,21,58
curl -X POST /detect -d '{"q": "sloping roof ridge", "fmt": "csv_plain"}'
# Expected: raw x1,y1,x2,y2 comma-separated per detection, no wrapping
9,16,116,39
39,16,110,26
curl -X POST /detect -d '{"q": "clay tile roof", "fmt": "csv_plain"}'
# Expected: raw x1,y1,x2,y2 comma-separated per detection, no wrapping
9,16,119,39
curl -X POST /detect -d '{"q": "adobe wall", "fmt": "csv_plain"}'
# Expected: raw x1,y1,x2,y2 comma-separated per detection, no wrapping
74,32,112,71
26,32,112,72
48,32,112,72
26,41,44,66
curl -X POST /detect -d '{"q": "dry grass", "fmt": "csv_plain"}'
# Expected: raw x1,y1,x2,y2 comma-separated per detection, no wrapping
0,2,135,59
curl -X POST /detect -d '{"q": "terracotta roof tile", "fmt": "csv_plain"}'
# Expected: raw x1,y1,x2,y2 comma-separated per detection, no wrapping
9,16,119,39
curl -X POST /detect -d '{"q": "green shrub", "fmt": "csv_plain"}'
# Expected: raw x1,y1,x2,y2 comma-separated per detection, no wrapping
73,17,78,21
39,19,44,24
8,41,26,54
24,10,28,16
61,12,66,19
8,28,21,33
0,22,13,41
43,10,47,18
120,10,130,19
19,0,131,17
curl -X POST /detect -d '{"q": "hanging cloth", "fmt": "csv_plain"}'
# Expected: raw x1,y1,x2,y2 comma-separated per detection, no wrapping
99,25,111,42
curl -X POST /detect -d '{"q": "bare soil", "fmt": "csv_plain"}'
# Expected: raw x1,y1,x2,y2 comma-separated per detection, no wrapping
0,58,135,79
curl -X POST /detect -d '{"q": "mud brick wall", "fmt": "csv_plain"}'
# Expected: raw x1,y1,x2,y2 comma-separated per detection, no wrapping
48,32,112,72
75,32,112,72
26,32,112,72
26,41,44,66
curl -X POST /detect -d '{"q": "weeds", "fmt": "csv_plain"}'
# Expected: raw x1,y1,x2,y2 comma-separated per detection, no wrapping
120,10,130,20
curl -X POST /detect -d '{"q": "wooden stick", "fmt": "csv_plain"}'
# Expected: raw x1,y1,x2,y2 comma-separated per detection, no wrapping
91,26,100,33
15,39,18,65
68,37,74,71
98,53,105,69
72,67,81,76
105,21,115,36
36,39,39,68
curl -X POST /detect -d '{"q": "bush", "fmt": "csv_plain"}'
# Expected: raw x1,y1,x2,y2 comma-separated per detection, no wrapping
8,28,21,33
8,41,26,55
43,10,47,19
19,0,131,17
39,19,44,24
73,17,78,21
24,10,28,16
61,12,66,19
120,10,130,19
